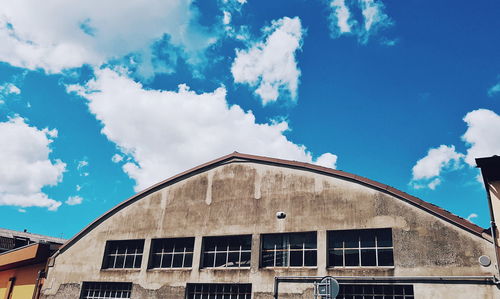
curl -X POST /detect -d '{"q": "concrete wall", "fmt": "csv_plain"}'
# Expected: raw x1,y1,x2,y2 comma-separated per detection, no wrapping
41,161,499,298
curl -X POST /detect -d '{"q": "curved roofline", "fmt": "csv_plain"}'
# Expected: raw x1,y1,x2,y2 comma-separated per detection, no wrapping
59,152,490,254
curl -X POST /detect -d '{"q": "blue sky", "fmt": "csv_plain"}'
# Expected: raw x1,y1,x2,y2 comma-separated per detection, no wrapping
0,0,499,239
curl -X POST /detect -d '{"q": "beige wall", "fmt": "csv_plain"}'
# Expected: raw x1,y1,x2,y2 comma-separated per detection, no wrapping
41,161,499,298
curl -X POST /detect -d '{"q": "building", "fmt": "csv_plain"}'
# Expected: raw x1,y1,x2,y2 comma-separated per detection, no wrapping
40,153,500,298
0,229,65,299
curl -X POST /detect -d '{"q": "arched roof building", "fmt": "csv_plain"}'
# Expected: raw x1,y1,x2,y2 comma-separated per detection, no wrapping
41,153,498,299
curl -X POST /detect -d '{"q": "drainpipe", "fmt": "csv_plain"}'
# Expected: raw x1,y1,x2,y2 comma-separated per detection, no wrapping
476,155,500,279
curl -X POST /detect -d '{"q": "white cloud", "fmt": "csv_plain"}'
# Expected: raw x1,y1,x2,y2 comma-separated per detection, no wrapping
68,68,338,191
76,184,82,191
314,153,338,169
0,117,65,210
0,82,21,103
410,145,463,189
18,208,26,213
111,153,124,163
466,213,478,222
231,17,303,105
327,0,393,44
488,82,500,97
77,160,88,170
328,0,355,38
66,195,84,206
0,0,216,74
462,109,500,166
223,11,232,25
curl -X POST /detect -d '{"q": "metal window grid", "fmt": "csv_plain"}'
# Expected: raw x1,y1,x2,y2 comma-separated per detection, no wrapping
151,239,194,268
337,284,414,299
80,282,132,299
104,240,144,269
262,233,317,267
329,230,393,267
204,244,252,268
186,283,252,299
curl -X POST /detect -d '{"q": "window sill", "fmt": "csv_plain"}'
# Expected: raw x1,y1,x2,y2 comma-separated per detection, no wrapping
261,267,318,270
147,268,192,271
100,268,141,272
327,266,395,269
200,267,251,271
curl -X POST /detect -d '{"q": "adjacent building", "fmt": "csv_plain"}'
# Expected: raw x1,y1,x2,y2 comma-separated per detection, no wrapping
40,153,500,298
0,229,65,299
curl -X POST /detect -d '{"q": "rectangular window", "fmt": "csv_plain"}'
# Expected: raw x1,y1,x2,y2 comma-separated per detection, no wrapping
148,237,194,269
328,228,393,267
80,282,132,299
201,235,252,268
186,283,252,299
102,239,144,269
337,284,414,299
261,232,317,267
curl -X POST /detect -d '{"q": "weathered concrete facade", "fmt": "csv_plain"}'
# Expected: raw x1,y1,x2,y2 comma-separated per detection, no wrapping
41,154,499,298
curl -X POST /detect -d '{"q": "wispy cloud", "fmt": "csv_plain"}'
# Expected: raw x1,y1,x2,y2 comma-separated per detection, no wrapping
326,0,393,44
66,195,84,206
488,82,500,97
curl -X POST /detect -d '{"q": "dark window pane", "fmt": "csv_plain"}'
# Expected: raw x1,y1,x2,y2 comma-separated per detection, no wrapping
275,250,287,267
377,229,393,247
263,234,284,250
344,233,358,248
289,250,303,266
215,252,227,267
173,253,183,267
134,255,142,268
261,251,274,267
151,254,161,268
378,249,394,266
345,249,359,266
227,252,240,267
124,255,134,268
106,255,116,268
161,253,173,268
329,250,343,267
394,285,404,295
361,249,376,266
240,252,251,267
304,250,316,266
360,230,375,247
115,255,125,268
203,253,214,268
184,253,193,267
404,285,414,295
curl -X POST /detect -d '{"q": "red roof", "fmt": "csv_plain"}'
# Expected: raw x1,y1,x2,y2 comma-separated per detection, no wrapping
59,152,490,253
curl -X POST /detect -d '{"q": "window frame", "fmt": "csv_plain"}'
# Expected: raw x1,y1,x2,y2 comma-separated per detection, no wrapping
148,237,195,270
101,239,145,270
327,228,394,268
185,283,252,299
337,283,414,298
79,281,132,299
200,234,252,269
260,231,317,268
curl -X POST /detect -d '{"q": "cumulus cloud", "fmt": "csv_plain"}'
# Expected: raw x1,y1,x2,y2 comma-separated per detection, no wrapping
410,145,463,189
0,117,65,210
0,0,216,74
231,17,303,104
68,68,338,191
488,82,500,97
314,153,338,169
409,109,500,190
327,0,392,43
462,109,500,166
66,195,84,206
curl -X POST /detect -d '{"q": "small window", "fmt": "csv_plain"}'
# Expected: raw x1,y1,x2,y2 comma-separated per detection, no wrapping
186,283,251,299
261,232,317,267
328,228,393,267
102,239,144,269
201,235,251,268
80,282,132,299
337,284,414,298
149,237,194,269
